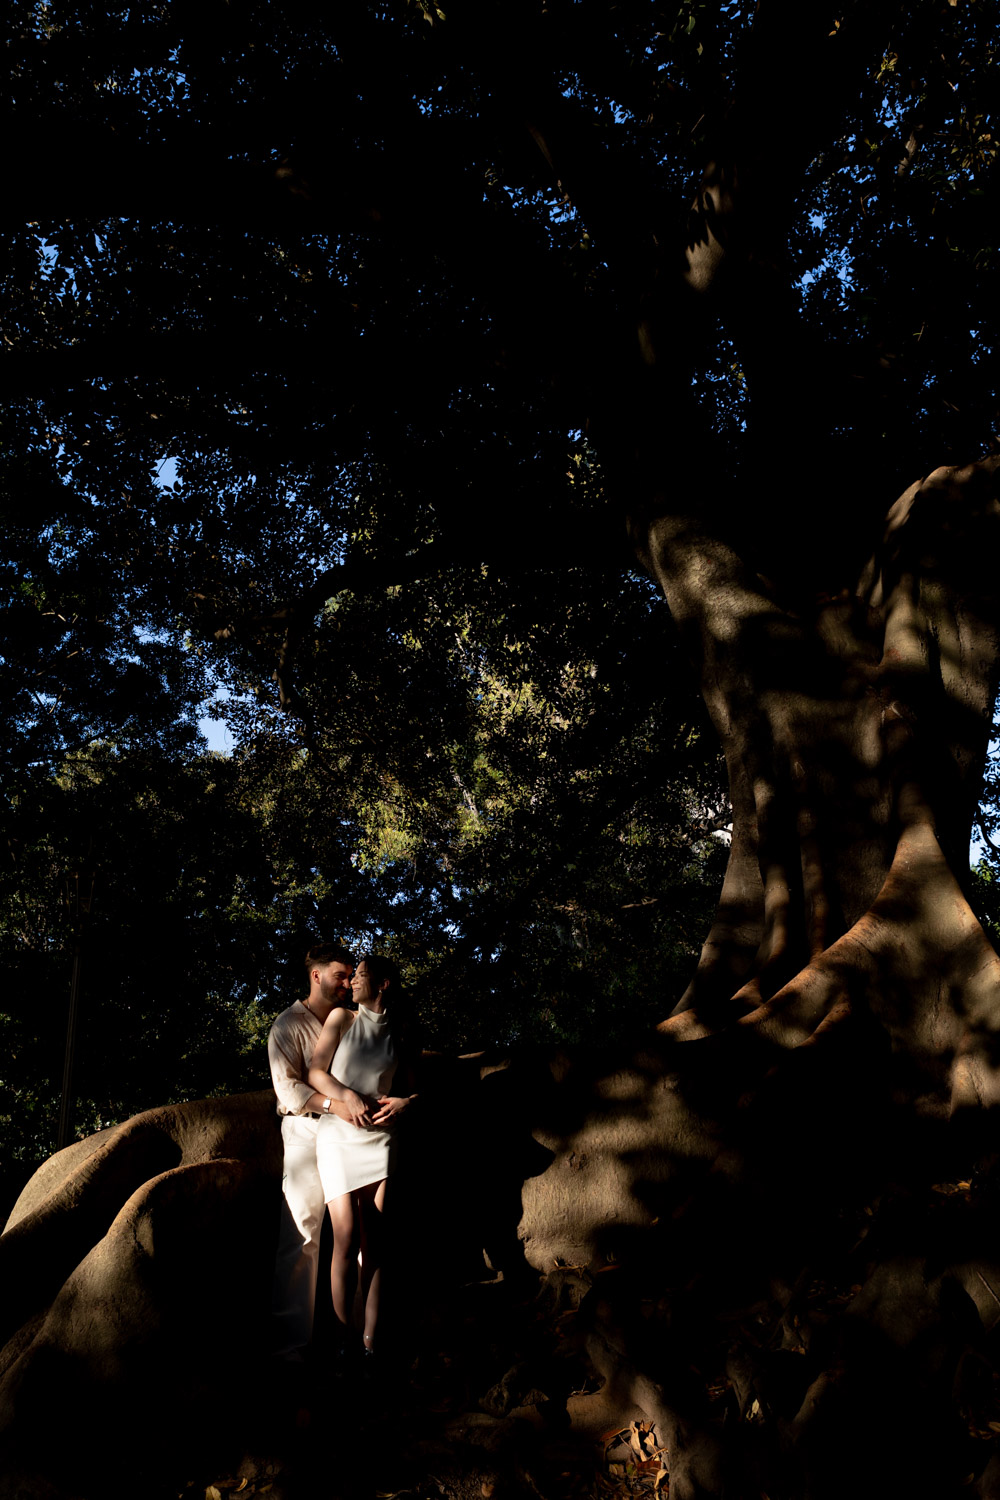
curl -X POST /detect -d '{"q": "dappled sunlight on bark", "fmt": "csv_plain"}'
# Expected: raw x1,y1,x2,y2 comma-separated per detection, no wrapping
653,458,1000,1102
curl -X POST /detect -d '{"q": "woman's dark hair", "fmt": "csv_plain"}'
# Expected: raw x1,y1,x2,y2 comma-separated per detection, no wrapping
362,955,402,994
362,955,418,1051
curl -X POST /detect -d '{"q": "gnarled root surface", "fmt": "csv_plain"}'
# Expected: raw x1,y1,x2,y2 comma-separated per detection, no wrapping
0,1092,284,1498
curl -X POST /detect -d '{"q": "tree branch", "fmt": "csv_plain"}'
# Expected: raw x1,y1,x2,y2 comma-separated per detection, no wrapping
213,520,634,708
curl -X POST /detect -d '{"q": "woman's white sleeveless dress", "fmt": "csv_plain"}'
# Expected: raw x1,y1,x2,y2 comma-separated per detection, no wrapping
316,1004,398,1200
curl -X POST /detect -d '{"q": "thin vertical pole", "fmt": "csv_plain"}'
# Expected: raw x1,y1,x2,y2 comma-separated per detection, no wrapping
57,940,83,1151
56,868,95,1153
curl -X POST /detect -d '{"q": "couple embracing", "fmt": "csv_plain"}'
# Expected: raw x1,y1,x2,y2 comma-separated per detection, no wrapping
267,944,418,1367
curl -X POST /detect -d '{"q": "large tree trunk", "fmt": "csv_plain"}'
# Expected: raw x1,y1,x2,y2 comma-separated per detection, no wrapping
649,457,1000,1096
517,455,1000,1497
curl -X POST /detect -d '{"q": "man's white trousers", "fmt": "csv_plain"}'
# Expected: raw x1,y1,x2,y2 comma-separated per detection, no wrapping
271,1113,326,1358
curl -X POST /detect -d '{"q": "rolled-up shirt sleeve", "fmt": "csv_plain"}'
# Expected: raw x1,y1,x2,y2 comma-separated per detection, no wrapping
268,1013,317,1115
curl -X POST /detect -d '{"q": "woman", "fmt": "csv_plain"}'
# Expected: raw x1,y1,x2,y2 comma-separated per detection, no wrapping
307,955,417,1361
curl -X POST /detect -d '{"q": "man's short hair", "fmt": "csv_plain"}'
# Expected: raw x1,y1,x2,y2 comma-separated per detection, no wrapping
304,942,355,977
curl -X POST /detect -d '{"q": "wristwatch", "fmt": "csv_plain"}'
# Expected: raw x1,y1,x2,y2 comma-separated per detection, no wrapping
323,1098,333,1113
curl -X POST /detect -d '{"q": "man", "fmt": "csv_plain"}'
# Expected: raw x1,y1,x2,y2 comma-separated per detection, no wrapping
268,941,356,1362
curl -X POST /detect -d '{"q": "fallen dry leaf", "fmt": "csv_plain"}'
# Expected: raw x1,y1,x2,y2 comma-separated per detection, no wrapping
629,1420,667,1464
629,1421,652,1459
568,1379,604,1397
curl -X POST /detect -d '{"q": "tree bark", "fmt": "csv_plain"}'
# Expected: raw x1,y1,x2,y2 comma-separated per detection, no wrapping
641,459,1000,1094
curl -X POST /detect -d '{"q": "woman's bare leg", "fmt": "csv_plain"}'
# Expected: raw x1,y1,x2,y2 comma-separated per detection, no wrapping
357,1178,388,1351
327,1192,358,1342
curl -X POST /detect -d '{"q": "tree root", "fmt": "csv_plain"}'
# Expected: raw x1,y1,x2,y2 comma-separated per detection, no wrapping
660,809,1000,1119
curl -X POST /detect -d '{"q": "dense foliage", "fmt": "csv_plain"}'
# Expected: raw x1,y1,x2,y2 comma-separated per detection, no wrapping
3,0,1000,1193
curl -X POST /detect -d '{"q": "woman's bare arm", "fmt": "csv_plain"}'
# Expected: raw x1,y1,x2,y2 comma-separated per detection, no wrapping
308,1009,373,1128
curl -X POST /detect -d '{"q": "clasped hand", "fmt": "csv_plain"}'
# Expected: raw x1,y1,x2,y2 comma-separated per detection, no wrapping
370,1094,413,1126
343,1091,413,1128
343,1090,377,1128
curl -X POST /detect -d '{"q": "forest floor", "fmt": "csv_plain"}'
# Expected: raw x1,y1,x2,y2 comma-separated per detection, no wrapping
173,1267,668,1500
170,1170,1000,1500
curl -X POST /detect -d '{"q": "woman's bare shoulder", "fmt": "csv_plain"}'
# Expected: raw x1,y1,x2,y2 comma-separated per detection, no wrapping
310,1007,356,1068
